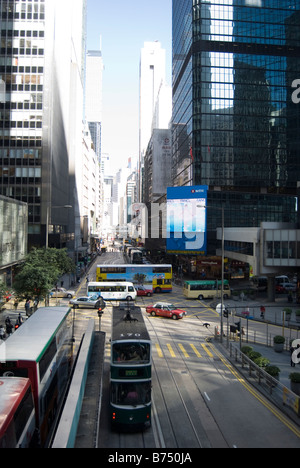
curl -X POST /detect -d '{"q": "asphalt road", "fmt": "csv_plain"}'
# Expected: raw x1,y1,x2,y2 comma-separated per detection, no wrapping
79,252,300,449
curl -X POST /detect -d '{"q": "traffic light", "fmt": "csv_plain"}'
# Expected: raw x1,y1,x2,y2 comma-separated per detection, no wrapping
95,297,106,311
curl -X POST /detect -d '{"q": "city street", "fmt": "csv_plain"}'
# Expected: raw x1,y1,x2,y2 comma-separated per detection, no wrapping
1,251,299,448
75,253,300,449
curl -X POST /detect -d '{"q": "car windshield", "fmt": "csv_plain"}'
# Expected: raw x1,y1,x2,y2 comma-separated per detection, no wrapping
112,343,150,364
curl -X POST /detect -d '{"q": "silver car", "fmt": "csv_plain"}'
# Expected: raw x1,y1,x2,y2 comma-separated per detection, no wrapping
69,296,105,309
51,287,75,298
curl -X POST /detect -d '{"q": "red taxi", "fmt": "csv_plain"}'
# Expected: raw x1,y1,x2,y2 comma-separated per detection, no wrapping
146,302,187,320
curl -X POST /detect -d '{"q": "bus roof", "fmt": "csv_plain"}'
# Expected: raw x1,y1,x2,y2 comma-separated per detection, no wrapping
111,306,150,343
88,281,134,286
0,307,71,363
0,378,31,435
184,280,229,284
97,264,172,268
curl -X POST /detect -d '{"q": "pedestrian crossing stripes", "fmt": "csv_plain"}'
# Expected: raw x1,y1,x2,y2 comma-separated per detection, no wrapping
105,342,216,360
154,342,215,360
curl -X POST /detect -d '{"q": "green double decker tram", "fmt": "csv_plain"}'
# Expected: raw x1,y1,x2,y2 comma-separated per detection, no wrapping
110,304,151,431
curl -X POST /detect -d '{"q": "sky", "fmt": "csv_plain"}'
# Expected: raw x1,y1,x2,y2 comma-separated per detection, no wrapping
86,0,172,173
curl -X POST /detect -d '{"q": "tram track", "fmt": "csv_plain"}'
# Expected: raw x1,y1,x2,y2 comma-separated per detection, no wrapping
96,298,225,449
144,312,219,448
97,305,155,449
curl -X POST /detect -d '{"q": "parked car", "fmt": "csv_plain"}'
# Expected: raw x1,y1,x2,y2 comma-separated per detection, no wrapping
282,283,297,292
69,296,106,309
136,285,153,297
146,302,187,320
276,283,297,293
50,287,75,298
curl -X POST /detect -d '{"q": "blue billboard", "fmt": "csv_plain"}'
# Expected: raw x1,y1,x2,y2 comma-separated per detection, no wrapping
166,186,208,255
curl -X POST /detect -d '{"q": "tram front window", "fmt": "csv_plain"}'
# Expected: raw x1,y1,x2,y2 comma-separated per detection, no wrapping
111,382,151,406
113,343,150,364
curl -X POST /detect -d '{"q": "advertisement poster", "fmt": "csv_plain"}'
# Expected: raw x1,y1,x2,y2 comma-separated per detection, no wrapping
167,186,208,255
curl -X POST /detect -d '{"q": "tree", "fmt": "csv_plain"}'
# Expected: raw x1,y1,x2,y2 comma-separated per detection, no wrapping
13,248,75,299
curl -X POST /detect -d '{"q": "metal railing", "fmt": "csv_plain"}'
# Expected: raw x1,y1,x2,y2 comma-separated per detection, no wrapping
228,342,300,425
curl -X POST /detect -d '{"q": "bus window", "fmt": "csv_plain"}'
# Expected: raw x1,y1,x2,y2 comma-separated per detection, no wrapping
113,343,150,364
111,382,151,406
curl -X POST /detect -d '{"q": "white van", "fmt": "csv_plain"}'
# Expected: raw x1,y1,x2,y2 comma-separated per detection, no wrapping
87,282,137,301
275,275,289,285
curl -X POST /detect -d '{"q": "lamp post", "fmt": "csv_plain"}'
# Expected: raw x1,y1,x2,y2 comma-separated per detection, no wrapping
204,205,225,343
46,205,72,248
220,206,225,343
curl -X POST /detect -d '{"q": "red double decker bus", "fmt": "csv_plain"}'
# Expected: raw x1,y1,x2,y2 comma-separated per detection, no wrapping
0,377,36,448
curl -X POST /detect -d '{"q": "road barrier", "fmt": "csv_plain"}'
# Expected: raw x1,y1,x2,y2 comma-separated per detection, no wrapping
51,320,95,448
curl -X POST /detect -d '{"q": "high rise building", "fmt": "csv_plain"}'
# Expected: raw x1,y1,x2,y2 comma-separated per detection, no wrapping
0,0,87,251
172,0,300,252
85,49,103,162
139,41,166,200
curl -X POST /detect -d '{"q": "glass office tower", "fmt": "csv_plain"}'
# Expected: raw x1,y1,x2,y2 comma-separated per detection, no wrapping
0,0,86,249
172,0,300,251
0,0,45,242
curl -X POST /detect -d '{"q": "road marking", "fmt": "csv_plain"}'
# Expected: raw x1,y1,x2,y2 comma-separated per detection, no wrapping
167,344,176,358
190,344,202,358
178,343,189,358
210,343,300,439
201,343,214,358
155,343,163,358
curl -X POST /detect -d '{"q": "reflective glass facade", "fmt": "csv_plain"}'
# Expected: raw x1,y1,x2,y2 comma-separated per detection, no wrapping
0,0,45,236
172,0,300,249
0,0,86,250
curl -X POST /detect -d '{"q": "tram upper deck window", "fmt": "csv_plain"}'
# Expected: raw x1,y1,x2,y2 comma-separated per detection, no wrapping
113,343,150,364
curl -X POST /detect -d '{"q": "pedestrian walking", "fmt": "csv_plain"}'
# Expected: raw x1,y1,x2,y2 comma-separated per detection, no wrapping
33,297,39,312
290,344,296,367
0,325,5,340
260,306,265,320
25,299,30,316
5,317,13,336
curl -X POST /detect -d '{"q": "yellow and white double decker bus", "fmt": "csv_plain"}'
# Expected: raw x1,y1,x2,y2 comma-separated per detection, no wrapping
96,264,173,293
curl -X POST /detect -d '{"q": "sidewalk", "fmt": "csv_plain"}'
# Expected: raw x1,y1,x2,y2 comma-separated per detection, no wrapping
218,295,300,393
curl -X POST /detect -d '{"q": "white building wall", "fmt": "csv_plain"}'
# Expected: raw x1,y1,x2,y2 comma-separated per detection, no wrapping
85,50,103,122
139,41,166,160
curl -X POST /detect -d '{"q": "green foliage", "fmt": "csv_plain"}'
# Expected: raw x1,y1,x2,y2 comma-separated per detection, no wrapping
273,335,285,344
265,365,280,377
253,357,270,368
289,373,300,383
248,351,262,361
13,248,75,299
241,346,253,356
0,281,9,298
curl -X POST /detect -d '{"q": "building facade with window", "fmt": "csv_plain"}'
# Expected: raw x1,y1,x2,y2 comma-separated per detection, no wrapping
0,0,87,252
0,195,27,286
172,0,300,254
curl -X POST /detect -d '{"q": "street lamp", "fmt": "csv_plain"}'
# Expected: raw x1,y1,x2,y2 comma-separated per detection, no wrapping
204,205,225,343
46,205,72,248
